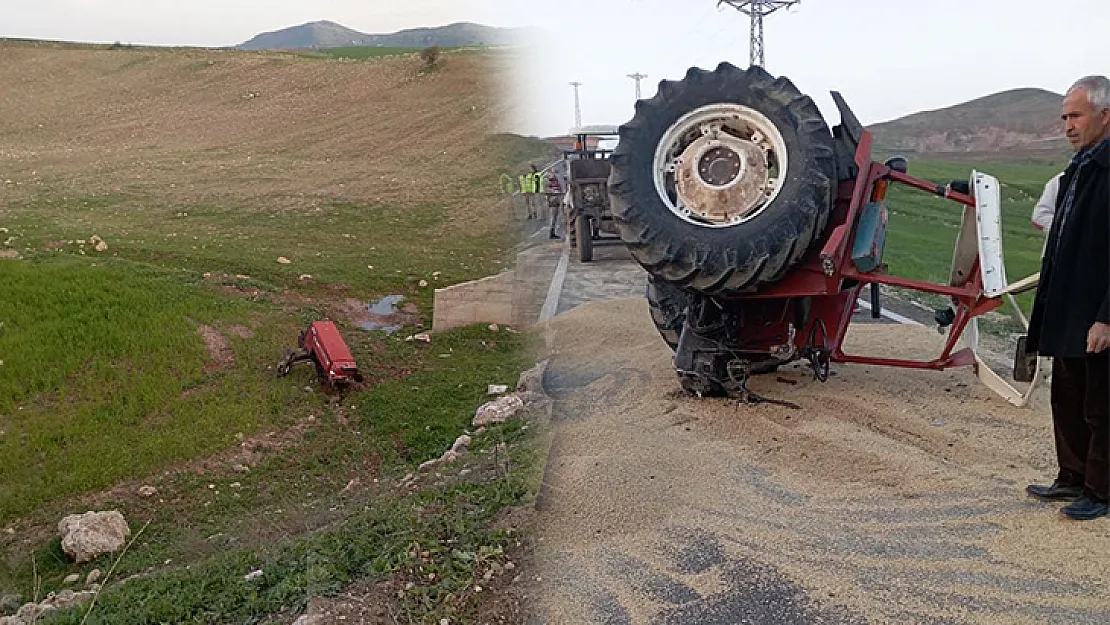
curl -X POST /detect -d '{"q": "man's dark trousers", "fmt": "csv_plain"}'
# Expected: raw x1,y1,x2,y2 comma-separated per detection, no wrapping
1051,354,1110,499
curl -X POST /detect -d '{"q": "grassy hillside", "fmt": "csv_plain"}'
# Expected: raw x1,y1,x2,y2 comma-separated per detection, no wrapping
869,88,1068,157
0,41,551,623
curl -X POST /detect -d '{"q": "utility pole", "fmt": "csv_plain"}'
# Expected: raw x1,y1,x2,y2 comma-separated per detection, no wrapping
628,72,648,100
569,81,583,129
717,0,801,68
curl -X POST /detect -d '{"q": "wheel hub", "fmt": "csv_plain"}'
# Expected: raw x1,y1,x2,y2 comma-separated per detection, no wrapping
653,103,788,228
675,134,768,224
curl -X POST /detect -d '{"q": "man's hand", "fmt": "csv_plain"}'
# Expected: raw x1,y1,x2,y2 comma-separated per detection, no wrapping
1087,322,1110,353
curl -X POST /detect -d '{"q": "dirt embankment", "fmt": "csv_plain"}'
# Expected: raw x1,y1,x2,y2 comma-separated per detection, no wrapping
0,42,514,234
531,298,1109,625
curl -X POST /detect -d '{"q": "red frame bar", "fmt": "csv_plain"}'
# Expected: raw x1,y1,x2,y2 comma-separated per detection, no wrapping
804,131,1003,371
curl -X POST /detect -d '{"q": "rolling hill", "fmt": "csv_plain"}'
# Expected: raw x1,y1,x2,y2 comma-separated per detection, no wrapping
867,88,1068,159
237,20,524,51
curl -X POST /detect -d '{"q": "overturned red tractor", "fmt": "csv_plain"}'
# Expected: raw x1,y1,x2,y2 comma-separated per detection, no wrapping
610,63,1039,405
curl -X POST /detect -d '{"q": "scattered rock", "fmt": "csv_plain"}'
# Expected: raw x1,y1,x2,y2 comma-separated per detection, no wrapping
473,394,526,427
244,569,263,582
58,511,130,563
277,257,291,264
487,384,509,395
63,574,80,585
450,435,472,454
232,463,250,473
137,485,157,498
419,450,458,472
85,569,101,585
1,587,96,624
516,360,549,394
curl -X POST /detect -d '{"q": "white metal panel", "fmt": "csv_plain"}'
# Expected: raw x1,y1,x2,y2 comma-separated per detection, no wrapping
972,171,1007,296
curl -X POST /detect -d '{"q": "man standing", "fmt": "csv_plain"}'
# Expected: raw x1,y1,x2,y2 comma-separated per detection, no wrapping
1025,75,1110,521
1032,172,1064,257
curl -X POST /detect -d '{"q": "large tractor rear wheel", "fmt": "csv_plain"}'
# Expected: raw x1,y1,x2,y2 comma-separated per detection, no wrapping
610,62,837,295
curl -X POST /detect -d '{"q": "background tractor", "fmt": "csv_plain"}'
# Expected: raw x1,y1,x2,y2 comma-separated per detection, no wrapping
562,127,622,262
610,62,1040,406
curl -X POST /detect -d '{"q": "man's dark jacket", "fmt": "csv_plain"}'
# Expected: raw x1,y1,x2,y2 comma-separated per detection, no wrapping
1028,139,1110,358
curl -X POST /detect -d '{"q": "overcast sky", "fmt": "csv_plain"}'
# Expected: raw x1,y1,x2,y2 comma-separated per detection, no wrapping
502,0,1110,137
3,1,1108,138
0,0,510,48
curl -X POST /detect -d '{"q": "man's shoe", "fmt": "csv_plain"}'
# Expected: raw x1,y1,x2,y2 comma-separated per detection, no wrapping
1026,482,1083,501
1061,495,1109,521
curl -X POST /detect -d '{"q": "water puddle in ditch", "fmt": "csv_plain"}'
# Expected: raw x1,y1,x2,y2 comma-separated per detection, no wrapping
359,295,407,334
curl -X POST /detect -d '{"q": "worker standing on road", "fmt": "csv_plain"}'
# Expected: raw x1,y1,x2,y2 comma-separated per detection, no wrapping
526,164,540,220
1025,75,1110,521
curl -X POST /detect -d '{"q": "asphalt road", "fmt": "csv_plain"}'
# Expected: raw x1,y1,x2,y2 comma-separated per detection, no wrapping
520,235,1106,625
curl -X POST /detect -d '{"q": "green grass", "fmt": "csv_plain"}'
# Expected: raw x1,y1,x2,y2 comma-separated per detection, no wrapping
318,46,427,60
2,196,513,313
2,316,540,622
0,256,317,521
41,477,531,625
880,158,1064,313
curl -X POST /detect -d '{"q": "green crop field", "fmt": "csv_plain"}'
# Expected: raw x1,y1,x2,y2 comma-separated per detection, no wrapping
880,158,1065,314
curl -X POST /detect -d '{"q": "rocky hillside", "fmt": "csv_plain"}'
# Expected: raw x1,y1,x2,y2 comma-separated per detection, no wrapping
868,88,1068,156
237,20,523,50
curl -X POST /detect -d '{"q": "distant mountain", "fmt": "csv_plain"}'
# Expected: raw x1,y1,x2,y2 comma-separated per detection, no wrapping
237,20,524,51
867,88,1068,156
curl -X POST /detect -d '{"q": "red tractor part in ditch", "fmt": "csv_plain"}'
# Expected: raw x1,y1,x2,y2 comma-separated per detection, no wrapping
277,320,364,388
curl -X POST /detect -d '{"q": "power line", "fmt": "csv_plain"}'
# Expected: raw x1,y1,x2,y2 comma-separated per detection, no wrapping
569,81,583,129
717,0,801,68
628,72,648,100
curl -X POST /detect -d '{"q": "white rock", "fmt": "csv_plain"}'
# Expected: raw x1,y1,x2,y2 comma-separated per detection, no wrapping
473,394,526,426
516,360,549,394
57,511,130,563
405,333,432,343
298,274,312,281
137,485,157,497
488,324,499,332
232,463,250,473
94,241,108,252
63,574,80,585
277,257,291,264
487,384,509,395
419,279,429,287
244,569,263,581
450,435,472,454
86,569,102,585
